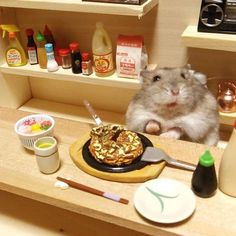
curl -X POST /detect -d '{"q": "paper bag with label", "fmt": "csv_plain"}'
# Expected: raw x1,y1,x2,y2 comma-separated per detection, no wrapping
116,35,148,79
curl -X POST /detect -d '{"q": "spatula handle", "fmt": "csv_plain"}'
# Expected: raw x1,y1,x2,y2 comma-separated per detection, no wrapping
168,159,196,171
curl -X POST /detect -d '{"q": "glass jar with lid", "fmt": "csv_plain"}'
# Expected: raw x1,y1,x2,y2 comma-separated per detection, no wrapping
58,48,72,69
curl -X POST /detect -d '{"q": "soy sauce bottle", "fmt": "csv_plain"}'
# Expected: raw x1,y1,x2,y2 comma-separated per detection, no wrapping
25,28,38,65
69,42,82,74
191,150,217,198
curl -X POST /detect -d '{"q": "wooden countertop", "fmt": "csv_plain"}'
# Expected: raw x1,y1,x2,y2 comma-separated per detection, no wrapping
0,107,235,236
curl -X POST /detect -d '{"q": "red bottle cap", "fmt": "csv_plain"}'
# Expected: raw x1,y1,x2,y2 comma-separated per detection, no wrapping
69,42,79,51
82,52,90,61
58,48,71,56
25,28,34,36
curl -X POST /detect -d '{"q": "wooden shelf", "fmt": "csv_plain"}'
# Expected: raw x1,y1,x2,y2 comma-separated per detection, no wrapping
0,0,158,18
0,63,141,89
19,98,125,125
220,111,236,126
181,25,236,52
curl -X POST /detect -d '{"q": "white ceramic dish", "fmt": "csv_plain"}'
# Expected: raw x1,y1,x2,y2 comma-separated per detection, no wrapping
134,178,196,224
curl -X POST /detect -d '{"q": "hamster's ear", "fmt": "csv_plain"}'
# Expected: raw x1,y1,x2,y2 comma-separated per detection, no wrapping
140,68,157,86
193,72,207,87
182,64,207,86
183,64,192,70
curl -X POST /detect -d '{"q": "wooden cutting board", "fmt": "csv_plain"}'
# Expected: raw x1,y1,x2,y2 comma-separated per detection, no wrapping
69,133,166,183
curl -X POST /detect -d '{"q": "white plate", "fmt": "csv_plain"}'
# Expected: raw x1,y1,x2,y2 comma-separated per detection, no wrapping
134,178,196,224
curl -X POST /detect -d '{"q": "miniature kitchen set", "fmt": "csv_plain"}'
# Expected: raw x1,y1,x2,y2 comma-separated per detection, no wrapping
1,0,236,235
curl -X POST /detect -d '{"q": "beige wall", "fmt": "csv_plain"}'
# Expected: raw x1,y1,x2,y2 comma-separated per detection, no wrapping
1,0,236,113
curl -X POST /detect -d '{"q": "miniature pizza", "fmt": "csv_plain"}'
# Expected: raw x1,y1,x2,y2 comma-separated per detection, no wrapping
88,124,143,166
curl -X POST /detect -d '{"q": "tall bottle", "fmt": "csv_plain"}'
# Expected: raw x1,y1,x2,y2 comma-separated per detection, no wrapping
0,24,27,67
45,43,58,72
43,25,61,66
25,28,38,65
44,25,56,47
69,42,82,74
219,121,236,197
36,31,47,69
92,22,114,77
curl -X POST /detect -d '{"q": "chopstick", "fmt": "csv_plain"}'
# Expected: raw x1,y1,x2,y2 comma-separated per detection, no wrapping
57,176,129,205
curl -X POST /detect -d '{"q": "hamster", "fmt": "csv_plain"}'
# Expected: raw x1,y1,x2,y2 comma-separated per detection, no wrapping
126,66,219,146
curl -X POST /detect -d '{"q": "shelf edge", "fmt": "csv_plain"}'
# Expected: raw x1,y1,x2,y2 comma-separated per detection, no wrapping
0,64,141,89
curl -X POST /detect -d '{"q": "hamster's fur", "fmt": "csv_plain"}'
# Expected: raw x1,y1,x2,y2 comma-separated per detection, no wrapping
126,66,219,145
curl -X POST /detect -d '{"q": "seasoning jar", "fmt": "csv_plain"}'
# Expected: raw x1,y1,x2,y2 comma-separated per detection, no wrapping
191,150,217,198
82,52,93,75
58,48,72,69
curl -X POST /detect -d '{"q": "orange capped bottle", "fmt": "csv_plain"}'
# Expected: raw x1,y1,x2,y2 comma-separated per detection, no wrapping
6,31,27,67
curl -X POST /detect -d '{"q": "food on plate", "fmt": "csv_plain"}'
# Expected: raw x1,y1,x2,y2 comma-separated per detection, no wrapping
89,124,143,166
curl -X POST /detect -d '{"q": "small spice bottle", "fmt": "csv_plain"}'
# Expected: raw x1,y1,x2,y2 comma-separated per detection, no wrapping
191,150,217,198
58,48,72,69
45,43,58,72
82,52,93,75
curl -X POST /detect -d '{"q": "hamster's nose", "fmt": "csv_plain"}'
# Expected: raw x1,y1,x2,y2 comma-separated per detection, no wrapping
171,88,179,96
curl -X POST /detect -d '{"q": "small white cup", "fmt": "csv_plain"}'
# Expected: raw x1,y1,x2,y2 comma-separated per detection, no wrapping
33,136,60,174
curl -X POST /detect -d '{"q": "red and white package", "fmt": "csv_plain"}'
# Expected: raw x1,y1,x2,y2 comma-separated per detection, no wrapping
116,35,148,79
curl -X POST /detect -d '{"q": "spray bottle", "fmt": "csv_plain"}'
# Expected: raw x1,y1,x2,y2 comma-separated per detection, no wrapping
0,24,27,67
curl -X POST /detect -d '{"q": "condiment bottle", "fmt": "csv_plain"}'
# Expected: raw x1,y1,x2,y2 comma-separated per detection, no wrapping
45,43,59,72
36,31,47,69
6,32,27,67
219,121,236,197
25,28,38,65
69,42,82,74
43,25,61,66
191,150,217,198
92,22,114,77
82,52,93,75
58,48,71,69
43,25,56,48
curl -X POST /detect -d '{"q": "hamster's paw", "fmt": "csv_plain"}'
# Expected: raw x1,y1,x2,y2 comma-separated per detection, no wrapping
145,120,161,135
160,128,183,140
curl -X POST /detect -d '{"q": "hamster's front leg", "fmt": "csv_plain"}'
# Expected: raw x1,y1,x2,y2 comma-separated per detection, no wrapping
160,127,183,140
145,120,161,135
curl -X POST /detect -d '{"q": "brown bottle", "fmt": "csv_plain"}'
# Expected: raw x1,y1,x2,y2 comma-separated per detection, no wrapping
191,150,217,198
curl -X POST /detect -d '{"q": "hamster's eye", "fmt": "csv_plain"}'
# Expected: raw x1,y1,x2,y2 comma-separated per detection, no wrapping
153,75,161,82
181,73,186,79
181,72,189,80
